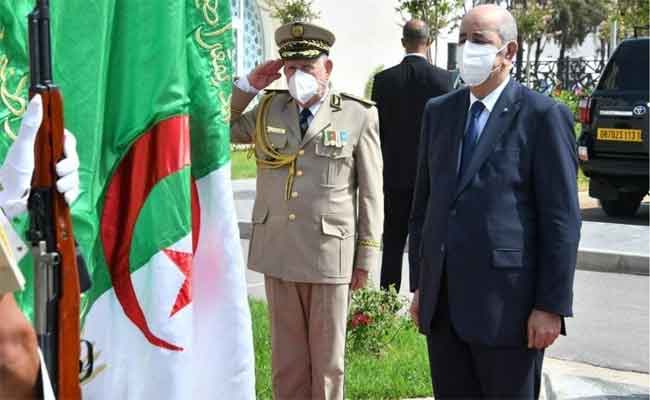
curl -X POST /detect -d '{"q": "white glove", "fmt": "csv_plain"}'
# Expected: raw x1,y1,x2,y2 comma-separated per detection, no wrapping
0,95,81,218
56,131,81,206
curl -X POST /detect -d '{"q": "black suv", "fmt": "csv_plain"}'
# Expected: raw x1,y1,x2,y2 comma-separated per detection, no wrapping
578,37,649,217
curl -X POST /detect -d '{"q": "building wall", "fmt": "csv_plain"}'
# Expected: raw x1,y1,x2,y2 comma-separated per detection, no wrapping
257,0,408,96
246,0,603,96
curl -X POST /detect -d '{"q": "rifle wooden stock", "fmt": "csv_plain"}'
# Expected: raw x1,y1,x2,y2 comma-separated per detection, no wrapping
28,1,82,397
30,87,81,400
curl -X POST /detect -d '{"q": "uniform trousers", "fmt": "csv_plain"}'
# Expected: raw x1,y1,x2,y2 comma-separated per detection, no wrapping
380,187,414,291
426,273,544,399
265,276,349,400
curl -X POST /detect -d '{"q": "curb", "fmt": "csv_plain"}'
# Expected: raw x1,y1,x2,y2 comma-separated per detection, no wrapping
399,357,650,400
577,248,649,276
237,221,649,276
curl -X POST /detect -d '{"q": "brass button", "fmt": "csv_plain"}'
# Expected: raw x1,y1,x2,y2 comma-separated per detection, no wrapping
291,192,299,199
296,170,304,177
298,149,305,156
288,214,296,221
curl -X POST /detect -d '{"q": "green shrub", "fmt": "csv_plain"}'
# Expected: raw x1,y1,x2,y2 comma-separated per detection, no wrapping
364,65,385,99
347,286,410,356
552,89,579,116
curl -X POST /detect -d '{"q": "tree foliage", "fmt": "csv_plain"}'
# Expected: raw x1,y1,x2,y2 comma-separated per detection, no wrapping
397,0,465,39
549,0,608,59
599,0,650,42
396,0,465,40
262,0,320,24
396,0,465,64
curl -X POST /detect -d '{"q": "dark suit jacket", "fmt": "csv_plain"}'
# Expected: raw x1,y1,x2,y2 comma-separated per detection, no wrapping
408,79,581,347
371,55,452,190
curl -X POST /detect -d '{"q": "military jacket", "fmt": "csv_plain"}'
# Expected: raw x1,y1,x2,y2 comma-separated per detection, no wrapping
231,86,383,284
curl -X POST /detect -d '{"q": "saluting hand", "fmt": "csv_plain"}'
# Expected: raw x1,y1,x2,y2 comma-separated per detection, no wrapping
247,59,283,91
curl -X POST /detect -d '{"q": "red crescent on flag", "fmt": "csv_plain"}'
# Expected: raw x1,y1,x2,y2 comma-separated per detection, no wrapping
100,116,200,352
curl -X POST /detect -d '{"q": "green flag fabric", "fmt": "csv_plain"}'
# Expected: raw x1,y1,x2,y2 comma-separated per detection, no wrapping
0,1,255,398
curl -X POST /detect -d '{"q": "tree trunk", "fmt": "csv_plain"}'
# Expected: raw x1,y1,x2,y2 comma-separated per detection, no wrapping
516,36,524,80
525,41,533,88
434,38,439,66
558,38,567,91
514,0,526,80
534,37,544,77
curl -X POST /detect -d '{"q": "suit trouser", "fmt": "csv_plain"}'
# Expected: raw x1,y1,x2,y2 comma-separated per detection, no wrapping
380,187,414,291
265,276,349,400
426,276,544,399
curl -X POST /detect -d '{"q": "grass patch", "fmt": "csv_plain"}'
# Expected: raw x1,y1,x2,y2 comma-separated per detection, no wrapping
578,170,589,192
250,299,432,400
231,150,257,180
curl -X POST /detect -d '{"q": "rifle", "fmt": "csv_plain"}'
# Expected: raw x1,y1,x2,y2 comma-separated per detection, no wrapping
27,1,82,398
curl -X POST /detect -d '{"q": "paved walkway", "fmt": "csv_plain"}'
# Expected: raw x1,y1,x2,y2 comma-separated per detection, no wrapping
407,357,650,399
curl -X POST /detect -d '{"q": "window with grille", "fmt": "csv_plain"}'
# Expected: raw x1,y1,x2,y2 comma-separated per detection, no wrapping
231,0,266,77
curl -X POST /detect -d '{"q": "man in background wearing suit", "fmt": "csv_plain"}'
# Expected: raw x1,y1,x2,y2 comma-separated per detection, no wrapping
371,20,451,292
408,5,581,399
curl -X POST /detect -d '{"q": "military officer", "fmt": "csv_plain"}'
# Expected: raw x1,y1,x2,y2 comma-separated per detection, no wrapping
0,94,79,400
231,22,383,400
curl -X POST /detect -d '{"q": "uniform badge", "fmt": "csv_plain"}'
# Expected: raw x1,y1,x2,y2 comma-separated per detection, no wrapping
324,130,337,147
339,131,349,147
291,23,304,38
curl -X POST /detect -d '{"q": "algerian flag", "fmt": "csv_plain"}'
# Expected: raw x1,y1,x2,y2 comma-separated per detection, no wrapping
0,2,255,399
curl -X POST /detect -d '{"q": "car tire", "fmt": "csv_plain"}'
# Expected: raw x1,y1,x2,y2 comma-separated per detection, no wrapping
599,192,644,217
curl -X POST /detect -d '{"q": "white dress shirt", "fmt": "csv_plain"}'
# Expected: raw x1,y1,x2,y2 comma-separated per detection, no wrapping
458,75,511,171
466,75,511,139
404,52,428,60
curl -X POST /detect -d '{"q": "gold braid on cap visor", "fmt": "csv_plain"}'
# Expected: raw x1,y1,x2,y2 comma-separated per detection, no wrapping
254,93,299,201
279,39,330,58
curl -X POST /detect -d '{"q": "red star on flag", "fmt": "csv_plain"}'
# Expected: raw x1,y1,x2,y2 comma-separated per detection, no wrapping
164,249,193,317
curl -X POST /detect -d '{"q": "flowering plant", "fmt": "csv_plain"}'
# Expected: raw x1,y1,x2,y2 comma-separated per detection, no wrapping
346,286,409,356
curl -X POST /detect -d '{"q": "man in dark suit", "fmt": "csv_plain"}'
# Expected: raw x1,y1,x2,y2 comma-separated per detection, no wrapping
408,5,581,399
371,20,451,292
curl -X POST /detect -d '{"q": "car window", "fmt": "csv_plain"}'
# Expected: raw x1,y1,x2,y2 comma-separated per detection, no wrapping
598,40,649,91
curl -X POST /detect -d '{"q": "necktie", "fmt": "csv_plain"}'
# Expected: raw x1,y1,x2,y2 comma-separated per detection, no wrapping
459,101,485,179
299,108,312,138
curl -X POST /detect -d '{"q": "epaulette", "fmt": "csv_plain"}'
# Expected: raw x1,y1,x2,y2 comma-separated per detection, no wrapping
340,92,375,107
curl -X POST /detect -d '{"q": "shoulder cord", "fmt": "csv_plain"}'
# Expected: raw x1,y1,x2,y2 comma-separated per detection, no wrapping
254,93,298,201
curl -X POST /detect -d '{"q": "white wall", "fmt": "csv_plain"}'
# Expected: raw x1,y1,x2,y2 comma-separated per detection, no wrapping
315,0,405,95
255,0,602,96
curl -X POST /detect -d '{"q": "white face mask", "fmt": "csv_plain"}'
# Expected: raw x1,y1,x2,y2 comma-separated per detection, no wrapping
457,41,508,87
288,69,320,104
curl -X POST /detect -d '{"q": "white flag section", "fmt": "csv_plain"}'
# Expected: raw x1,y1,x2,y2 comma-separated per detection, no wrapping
82,163,255,399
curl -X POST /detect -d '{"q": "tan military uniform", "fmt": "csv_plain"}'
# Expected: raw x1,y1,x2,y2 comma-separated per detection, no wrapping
231,84,383,399
232,86,383,282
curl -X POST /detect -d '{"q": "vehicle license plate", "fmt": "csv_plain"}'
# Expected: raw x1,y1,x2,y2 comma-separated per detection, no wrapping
597,128,642,142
